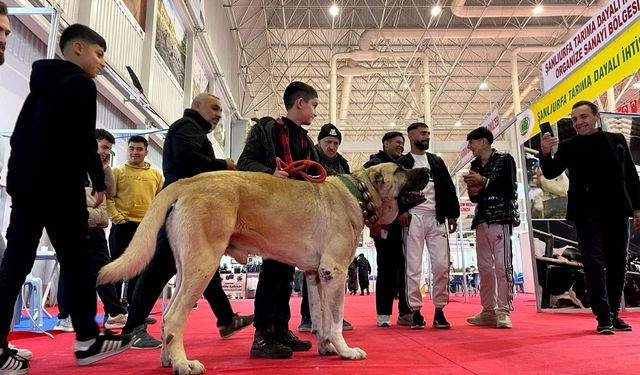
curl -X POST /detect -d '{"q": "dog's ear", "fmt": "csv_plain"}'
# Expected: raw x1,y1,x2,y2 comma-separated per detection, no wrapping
373,171,384,184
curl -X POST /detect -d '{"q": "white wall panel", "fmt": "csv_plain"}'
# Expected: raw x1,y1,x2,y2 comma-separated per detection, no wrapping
149,51,184,122
48,0,80,21
92,0,145,81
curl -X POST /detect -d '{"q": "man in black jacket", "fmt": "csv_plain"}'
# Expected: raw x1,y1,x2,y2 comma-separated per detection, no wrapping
363,132,413,327
121,93,253,348
298,123,353,332
463,126,519,329
396,122,459,329
540,100,639,334
238,81,317,359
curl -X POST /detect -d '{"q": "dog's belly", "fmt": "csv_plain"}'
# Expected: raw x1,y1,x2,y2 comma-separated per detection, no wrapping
226,231,320,271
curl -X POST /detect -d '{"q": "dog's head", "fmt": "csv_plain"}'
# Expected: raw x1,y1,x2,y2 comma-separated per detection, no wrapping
357,163,429,225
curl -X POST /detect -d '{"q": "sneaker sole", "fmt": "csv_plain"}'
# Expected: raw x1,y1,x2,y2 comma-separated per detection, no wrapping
377,323,391,327
220,324,252,339
496,324,512,329
76,342,132,365
613,327,632,332
297,327,312,333
433,323,451,329
410,325,426,329
250,350,293,359
597,329,615,335
104,323,126,330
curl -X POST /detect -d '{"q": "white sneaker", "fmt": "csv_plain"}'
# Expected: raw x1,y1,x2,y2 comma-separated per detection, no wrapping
104,313,128,330
53,317,74,332
397,313,413,326
7,344,32,361
376,314,391,327
466,311,497,326
496,314,512,329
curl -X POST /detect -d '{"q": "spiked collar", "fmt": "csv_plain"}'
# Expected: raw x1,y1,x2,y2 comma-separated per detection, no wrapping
337,174,379,228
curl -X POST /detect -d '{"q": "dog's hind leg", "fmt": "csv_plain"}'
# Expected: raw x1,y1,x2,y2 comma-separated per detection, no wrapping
306,272,336,356
163,247,221,375
319,260,366,360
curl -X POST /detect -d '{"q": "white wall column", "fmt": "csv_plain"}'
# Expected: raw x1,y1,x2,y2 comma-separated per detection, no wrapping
140,0,159,95
76,0,98,28
183,32,195,109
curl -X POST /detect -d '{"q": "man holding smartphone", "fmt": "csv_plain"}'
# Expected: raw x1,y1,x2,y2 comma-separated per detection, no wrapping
540,100,640,334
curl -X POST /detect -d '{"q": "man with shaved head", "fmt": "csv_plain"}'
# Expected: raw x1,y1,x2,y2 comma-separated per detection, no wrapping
120,93,254,348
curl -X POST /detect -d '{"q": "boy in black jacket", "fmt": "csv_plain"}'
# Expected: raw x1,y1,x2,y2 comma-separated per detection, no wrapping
238,81,318,359
463,126,519,329
0,24,130,372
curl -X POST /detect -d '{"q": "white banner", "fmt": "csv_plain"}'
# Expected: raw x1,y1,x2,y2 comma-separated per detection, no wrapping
542,0,640,92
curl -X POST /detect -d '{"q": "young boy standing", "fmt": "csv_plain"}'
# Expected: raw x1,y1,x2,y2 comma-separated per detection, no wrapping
0,24,130,373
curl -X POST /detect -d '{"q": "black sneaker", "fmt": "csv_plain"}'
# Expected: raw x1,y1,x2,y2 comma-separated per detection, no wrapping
250,330,293,359
433,308,451,329
411,311,426,329
280,329,312,352
219,313,255,339
596,322,615,335
0,347,29,374
131,324,162,349
612,317,632,331
74,331,132,365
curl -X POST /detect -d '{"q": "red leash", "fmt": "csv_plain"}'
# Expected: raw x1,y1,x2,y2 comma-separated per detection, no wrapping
275,157,327,183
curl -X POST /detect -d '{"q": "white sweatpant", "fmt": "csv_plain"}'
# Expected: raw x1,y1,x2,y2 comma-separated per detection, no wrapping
403,213,450,311
475,222,514,315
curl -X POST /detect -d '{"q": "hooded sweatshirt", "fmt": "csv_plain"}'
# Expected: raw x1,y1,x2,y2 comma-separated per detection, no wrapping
106,161,163,223
7,60,105,204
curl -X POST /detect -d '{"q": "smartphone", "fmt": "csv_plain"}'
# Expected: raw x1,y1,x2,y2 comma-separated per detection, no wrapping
540,122,554,137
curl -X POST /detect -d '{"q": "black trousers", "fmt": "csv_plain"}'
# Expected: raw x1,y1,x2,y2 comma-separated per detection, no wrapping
58,228,127,318
575,214,629,321
300,277,310,319
122,224,235,333
374,229,411,316
0,195,100,347
253,259,295,331
108,221,140,303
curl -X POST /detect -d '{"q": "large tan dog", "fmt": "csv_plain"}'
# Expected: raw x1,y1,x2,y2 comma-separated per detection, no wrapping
98,162,428,375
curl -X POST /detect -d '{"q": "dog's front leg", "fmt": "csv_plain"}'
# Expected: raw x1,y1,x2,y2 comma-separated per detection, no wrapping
319,262,366,360
306,272,336,355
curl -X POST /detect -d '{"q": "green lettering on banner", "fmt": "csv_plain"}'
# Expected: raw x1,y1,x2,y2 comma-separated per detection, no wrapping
525,19,640,142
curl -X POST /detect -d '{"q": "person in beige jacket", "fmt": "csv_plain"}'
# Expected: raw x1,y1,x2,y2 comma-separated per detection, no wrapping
55,129,129,332
107,135,163,305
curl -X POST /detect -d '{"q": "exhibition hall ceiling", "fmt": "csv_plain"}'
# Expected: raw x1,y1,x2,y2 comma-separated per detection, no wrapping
222,0,625,166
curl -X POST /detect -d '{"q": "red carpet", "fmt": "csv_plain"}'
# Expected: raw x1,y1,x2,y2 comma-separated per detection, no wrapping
9,293,638,374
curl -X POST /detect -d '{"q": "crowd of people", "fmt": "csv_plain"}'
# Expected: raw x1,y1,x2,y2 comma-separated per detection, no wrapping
0,7,637,374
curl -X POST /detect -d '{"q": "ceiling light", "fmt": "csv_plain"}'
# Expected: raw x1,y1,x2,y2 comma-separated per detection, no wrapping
634,82,640,89
532,5,544,15
329,4,339,17
326,83,331,89
454,121,461,127
436,152,442,157
390,121,396,127
403,83,410,89
431,5,442,17
479,82,488,90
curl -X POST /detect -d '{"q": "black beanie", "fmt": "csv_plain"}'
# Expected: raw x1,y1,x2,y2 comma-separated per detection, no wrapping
318,123,342,143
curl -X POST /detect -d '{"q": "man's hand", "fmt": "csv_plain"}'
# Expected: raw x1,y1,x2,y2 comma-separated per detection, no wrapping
225,158,237,170
92,190,105,208
398,212,411,227
101,152,111,168
463,170,484,186
633,210,640,230
448,218,457,233
273,169,289,178
540,133,559,157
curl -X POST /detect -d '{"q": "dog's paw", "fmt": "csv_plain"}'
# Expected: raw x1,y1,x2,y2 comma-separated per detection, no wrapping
173,359,206,375
317,341,337,356
339,347,367,360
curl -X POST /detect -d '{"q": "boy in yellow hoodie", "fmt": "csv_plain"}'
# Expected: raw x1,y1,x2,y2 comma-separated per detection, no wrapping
107,135,163,305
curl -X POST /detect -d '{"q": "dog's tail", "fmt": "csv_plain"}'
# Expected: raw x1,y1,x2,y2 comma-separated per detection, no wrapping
97,183,179,285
